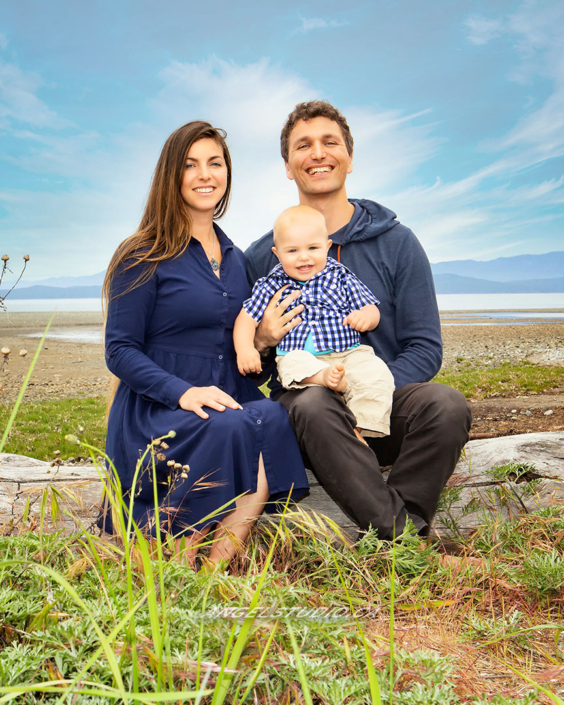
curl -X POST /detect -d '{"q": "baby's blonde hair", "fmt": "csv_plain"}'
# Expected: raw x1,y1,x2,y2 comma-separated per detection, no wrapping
273,205,327,246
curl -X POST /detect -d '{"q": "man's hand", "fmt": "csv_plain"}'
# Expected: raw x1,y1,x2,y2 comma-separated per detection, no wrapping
237,348,262,376
179,386,242,420
253,286,304,353
343,304,380,333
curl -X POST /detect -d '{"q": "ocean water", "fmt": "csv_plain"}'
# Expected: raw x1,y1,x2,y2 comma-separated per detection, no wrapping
436,293,564,311
4,293,564,317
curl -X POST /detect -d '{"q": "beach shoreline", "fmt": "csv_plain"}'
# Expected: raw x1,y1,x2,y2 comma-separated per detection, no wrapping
2,310,563,400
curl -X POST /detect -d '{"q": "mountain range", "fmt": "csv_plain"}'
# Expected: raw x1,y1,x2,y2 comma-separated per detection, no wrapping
2,251,564,297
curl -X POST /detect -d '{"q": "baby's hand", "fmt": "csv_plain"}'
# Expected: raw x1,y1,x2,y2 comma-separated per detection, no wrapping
237,348,263,376
343,304,380,333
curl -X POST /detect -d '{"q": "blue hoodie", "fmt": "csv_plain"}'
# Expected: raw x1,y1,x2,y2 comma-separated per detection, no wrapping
245,198,442,393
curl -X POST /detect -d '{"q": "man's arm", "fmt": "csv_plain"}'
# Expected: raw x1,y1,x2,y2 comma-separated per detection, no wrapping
387,232,442,389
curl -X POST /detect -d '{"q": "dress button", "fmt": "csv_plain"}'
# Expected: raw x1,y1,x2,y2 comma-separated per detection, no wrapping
222,292,227,297
256,419,262,425
219,355,223,360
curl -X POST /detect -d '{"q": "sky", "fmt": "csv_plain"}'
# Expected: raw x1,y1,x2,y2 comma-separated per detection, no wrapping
1,0,563,280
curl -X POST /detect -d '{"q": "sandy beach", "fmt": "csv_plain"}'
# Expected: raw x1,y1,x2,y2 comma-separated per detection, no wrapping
1,309,563,437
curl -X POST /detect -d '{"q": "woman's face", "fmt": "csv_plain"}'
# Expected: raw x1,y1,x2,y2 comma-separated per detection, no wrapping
180,138,228,215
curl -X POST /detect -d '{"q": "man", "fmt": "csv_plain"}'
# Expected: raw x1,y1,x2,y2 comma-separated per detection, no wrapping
245,101,471,540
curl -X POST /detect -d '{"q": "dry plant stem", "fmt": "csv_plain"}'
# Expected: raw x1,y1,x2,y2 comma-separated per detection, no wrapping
208,453,269,564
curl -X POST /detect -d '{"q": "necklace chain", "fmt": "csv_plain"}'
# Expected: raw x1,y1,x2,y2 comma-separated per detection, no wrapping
199,232,220,272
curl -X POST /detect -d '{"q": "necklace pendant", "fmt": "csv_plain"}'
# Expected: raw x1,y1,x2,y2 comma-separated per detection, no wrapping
210,257,220,272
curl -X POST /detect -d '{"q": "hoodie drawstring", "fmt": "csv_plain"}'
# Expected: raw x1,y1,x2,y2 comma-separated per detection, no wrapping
337,245,341,263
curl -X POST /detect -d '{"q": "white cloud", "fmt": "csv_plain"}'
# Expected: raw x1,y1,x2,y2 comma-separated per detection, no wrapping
292,17,347,36
3,50,564,276
0,59,71,129
464,15,504,45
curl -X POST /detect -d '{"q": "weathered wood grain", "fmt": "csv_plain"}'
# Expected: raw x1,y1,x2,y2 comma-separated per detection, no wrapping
1,433,563,538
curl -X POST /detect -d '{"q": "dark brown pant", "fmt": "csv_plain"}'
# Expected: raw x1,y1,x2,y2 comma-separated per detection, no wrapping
279,382,472,539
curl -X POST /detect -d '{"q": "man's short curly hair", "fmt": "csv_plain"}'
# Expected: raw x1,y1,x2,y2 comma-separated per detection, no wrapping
280,101,354,162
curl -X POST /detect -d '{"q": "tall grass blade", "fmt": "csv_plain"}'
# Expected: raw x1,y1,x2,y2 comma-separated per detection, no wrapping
0,313,53,453
285,617,314,705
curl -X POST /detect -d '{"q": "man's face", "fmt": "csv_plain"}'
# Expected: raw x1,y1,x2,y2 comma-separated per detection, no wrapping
272,218,332,282
285,116,353,198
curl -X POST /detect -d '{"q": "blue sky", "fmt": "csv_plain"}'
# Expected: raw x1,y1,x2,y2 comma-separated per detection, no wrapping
1,0,563,279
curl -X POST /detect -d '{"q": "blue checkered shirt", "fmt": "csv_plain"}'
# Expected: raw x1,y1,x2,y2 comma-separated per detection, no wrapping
243,258,379,353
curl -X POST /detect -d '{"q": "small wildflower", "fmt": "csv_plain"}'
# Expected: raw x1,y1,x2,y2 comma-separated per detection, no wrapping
78,425,85,434
157,452,166,461
168,430,176,438
65,434,79,445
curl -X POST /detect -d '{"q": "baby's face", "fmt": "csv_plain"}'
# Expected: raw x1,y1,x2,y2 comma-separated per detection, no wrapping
272,219,332,282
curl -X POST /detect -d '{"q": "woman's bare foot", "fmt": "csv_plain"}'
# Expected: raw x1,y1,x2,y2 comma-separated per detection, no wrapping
322,363,347,393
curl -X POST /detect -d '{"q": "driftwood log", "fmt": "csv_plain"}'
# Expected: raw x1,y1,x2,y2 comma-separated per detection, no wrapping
1,431,563,539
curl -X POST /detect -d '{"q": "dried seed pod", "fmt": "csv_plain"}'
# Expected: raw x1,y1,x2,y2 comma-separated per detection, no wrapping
157,452,166,461
180,472,188,479
53,450,61,456
1,347,10,356
167,460,175,467
1,255,8,262
174,462,182,470
182,464,190,472
19,349,28,357
23,254,30,261
160,441,169,450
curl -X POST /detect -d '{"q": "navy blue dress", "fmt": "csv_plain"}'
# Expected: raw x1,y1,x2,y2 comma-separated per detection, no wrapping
103,225,308,536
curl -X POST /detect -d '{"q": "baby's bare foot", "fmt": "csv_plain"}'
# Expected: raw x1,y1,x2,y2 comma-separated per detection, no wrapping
322,363,347,393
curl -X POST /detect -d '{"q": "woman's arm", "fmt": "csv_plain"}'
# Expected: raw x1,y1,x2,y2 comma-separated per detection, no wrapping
105,265,192,409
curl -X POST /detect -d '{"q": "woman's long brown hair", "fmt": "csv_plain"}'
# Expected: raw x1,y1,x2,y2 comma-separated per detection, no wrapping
103,121,232,415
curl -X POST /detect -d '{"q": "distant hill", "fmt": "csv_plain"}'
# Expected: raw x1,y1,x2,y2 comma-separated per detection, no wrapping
433,274,564,294
1,271,106,290
431,252,564,282
2,285,102,299
2,251,564,297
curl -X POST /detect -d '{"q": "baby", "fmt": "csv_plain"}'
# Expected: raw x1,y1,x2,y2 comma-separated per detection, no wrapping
234,205,394,438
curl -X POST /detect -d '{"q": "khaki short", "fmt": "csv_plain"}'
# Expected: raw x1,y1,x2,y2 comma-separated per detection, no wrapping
276,345,395,437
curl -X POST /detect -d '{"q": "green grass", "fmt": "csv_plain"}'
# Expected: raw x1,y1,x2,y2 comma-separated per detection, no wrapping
0,396,106,461
1,502,563,703
1,361,562,462
435,360,564,400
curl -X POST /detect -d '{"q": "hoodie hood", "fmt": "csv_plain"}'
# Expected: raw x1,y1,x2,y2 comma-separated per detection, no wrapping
330,199,399,245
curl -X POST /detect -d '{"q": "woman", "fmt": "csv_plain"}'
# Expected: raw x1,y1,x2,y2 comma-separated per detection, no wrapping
101,121,308,567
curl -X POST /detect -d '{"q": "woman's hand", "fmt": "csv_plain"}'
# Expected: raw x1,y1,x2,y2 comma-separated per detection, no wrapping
179,386,242,420
253,286,304,352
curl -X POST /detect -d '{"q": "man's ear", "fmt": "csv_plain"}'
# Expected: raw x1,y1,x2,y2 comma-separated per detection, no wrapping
285,161,295,181
327,239,333,252
347,151,353,175
271,246,280,260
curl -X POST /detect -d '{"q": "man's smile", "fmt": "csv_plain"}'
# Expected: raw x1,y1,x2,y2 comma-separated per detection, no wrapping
307,165,333,175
